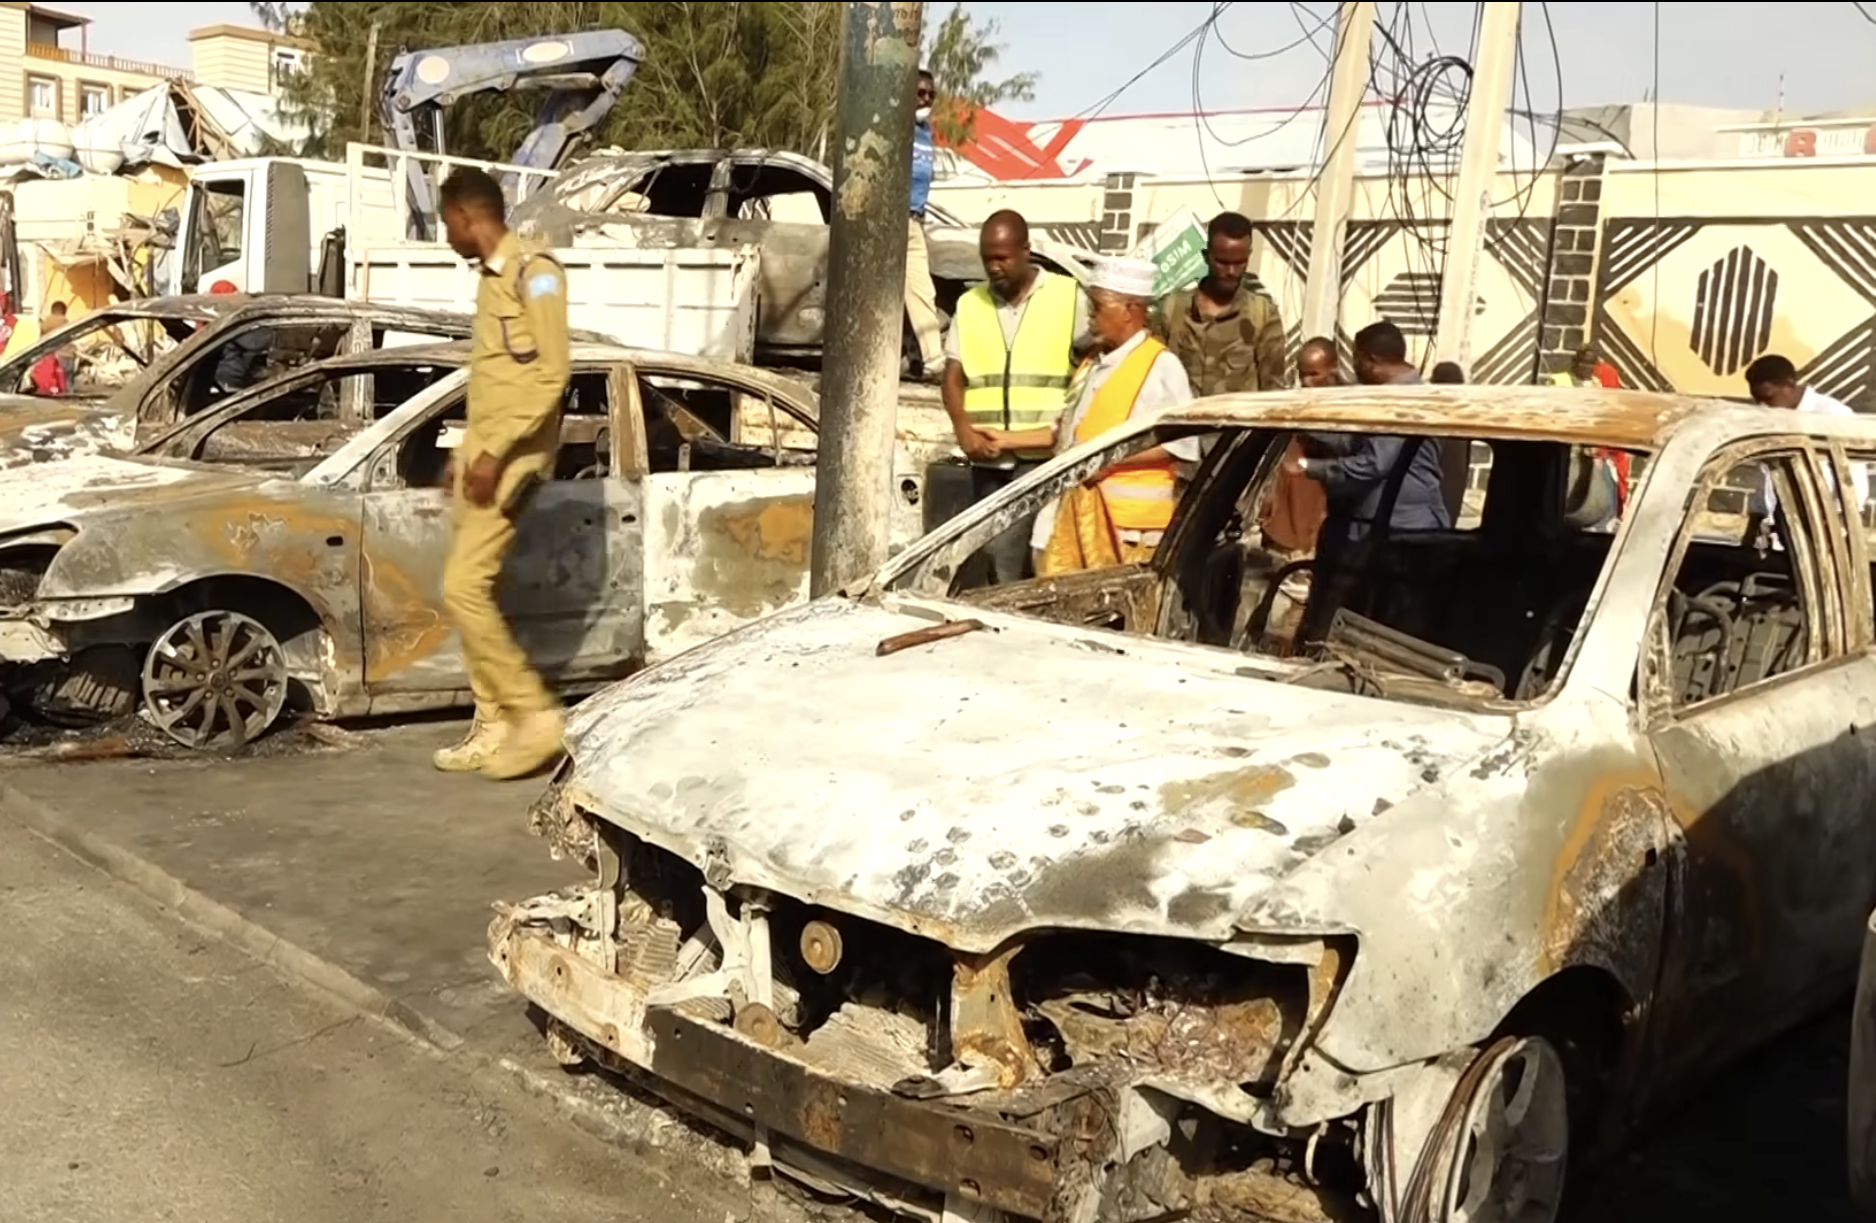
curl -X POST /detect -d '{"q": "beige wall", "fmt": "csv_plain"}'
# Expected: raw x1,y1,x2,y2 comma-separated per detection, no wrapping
189,25,311,97
932,157,1876,408
19,53,184,124
933,167,1563,380
1594,160,1876,404
0,9,306,126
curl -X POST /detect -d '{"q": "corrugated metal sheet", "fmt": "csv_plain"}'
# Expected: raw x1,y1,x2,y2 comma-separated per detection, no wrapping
82,82,308,170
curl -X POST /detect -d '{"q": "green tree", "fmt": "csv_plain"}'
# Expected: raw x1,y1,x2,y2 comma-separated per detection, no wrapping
248,2,1035,162
922,3,1036,146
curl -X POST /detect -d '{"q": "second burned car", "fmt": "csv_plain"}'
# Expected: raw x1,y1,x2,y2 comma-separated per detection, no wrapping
0,293,615,467
0,341,932,748
493,384,1876,1223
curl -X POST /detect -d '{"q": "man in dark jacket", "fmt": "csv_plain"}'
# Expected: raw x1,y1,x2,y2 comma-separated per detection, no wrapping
1286,320,1449,538
1287,320,1448,644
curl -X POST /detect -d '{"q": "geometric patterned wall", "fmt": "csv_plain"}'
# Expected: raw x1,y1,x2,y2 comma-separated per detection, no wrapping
1596,216,1876,411
933,161,1876,411
1240,215,1551,381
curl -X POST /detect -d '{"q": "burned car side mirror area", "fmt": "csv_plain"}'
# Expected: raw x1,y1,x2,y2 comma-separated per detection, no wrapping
886,429,1174,599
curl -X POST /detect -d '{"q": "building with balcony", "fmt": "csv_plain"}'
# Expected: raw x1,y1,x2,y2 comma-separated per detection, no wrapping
0,2,311,127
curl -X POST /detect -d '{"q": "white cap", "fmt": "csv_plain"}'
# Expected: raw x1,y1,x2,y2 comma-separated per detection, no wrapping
1090,256,1157,299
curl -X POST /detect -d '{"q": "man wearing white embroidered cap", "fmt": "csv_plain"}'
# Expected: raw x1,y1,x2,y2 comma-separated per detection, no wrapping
984,255,1197,575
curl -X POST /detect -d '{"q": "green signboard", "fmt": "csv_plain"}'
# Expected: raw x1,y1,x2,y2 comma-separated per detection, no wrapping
1133,207,1208,297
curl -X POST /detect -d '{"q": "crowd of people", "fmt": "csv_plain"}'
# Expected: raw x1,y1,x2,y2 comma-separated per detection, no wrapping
918,201,1466,591
911,186,1859,592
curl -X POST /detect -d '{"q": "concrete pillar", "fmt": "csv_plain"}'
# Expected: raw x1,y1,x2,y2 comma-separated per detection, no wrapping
1534,153,1609,378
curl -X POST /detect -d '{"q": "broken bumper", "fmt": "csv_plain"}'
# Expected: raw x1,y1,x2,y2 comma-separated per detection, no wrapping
491,923,1062,1216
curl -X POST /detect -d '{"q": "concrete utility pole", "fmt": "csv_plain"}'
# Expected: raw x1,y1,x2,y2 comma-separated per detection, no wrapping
809,1,923,598
1431,1,1522,369
1299,1,1376,346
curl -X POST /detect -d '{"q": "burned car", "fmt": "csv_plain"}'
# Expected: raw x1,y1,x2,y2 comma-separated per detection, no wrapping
0,340,928,749
0,294,609,466
493,384,1876,1222
511,147,1091,364
0,293,239,401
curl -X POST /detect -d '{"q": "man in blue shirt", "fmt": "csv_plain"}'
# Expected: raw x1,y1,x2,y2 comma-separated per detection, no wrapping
1287,320,1449,538
903,69,945,383
1288,319,1449,645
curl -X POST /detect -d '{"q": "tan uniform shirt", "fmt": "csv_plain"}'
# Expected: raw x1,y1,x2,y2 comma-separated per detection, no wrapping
466,231,572,505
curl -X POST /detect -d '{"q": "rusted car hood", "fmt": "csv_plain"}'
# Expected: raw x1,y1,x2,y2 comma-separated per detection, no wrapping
0,397,128,469
0,451,241,536
561,597,1514,951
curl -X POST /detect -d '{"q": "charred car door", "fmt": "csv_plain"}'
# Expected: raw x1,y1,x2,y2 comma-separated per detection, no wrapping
355,365,644,697
1641,438,1876,1084
632,359,825,661
708,154,831,358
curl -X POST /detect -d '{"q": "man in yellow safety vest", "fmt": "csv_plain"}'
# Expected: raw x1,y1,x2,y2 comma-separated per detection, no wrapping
942,209,1088,584
1010,255,1197,575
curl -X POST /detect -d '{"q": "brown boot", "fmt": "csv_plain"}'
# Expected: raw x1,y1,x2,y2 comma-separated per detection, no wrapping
433,717,508,773
481,707,565,781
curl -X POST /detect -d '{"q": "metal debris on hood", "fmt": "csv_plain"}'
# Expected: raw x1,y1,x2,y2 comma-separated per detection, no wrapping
874,617,988,657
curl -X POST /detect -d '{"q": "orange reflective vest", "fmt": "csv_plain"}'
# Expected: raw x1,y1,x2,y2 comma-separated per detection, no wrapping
1072,336,1179,532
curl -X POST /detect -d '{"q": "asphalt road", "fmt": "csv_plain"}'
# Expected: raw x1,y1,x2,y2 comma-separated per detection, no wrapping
0,820,718,1223
0,785,1863,1223
1570,993,1858,1223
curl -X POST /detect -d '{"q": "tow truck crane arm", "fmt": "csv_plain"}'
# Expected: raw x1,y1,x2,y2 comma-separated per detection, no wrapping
379,30,644,240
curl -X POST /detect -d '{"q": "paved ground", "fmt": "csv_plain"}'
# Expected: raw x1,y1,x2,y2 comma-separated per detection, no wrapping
0,817,722,1223
0,719,1862,1222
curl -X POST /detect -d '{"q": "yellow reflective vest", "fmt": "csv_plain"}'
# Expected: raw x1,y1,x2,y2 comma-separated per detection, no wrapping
1072,336,1179,532
955,271,1080,457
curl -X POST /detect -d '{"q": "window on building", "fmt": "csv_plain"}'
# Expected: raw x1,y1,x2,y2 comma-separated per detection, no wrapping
27,76,58,118
270,48,304,87
79,83,109,120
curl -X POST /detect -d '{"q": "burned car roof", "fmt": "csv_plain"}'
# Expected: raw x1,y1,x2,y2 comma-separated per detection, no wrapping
64,292,242,321
1155,382,1860,450
516,146,963,228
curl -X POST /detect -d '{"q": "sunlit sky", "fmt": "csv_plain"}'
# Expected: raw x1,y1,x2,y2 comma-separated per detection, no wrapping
63,1,1876,120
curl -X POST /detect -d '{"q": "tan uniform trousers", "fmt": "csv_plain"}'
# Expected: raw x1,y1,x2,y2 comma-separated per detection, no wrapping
904,217,945,369
442,454,554,723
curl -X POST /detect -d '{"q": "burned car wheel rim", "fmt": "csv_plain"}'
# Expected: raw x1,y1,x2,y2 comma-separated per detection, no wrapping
1442,1036,1570,1223
141,610,289,751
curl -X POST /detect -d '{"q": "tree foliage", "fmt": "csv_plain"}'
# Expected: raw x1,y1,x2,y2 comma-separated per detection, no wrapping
922,5,1035,147
249,2,1035,163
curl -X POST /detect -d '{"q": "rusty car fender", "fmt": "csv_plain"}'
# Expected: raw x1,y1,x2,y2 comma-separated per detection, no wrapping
1237,710,1674,1084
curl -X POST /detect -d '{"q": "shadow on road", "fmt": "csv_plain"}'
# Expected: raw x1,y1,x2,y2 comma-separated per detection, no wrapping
1570,1000,1853,1221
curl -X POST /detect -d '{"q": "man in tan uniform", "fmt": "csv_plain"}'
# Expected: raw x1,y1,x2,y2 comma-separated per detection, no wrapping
433,166,571,781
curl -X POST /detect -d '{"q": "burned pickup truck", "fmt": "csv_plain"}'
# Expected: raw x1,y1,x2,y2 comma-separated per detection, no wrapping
511,147,1092,364
493,384,1876,1223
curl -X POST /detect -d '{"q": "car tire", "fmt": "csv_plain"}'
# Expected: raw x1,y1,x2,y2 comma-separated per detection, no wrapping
139,608,290,752
1367,1035,1571,1223
29,644,139,727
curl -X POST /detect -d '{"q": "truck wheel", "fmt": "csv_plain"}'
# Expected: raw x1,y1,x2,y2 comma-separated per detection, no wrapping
1368,1036,1570,1223
140,609,289,751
